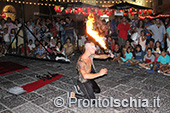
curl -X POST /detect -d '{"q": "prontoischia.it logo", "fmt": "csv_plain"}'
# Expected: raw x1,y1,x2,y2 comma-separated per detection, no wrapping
54,96,160,108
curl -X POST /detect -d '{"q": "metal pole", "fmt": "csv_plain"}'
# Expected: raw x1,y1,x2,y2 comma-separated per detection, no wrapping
21,0,27,56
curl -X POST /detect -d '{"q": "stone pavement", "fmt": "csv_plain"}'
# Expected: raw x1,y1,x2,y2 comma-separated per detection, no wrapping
0,54,170,113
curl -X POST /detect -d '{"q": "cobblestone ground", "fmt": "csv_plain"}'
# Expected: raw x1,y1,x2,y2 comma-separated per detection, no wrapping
0,54,170,113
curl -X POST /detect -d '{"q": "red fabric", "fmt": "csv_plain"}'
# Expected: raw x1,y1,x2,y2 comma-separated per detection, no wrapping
117,22,130,39
22,74,64,93
0,62,28,76
145,58,151,63
21,46,30,52
154,56,158,63
50,27,57,37
111,43,115,51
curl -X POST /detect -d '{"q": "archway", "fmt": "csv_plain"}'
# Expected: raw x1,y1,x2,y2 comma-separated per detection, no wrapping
3,5,16,21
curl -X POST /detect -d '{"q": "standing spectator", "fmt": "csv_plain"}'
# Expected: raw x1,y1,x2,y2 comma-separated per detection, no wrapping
5,17,15,34
3,28,10,46
0,41,7,56
26,21,35,43
138,30,147,51
166,25,170,52
110,16,118,39
50,21,58,38
9,28,16,51
164,17,170,29
117,16,131,47
0,19,6,43
130,14,139,30
64,17,74,44
135,19,145,38
144,18,152,44
14,19,21,32
59,19,65,44
147,18,166,48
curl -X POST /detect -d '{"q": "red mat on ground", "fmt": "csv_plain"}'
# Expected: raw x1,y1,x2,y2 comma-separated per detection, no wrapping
21,74,64,93
0,62,28,76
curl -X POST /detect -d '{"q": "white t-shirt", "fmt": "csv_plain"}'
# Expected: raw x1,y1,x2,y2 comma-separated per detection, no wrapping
28,44,35,51
4,33,10,42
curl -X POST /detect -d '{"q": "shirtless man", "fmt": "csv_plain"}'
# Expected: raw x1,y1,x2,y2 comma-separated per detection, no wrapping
69,42,114,100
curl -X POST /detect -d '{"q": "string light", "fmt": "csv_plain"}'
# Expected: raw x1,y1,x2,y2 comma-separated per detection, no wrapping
30,2,32,5
112,1,114,3
96,1,98,3
63,0,65,2
34,3,36,5
100,1,102,3
18,1,21,3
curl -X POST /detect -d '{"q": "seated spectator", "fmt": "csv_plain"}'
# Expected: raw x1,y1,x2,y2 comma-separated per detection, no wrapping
36,44,46,59
154,41,162,54
64,38,74,58
138,30,147,51
35,40,40,48
154,51,160,64
0,41,7,56
139,47,155,69
28,39,36,56
120,47,139,65
145,38,154,53
107,36,112,50
21,42,32,56
134,45,145,62
111,38,116,52
111,44,121,62
153,49,170,71
53,41,65,58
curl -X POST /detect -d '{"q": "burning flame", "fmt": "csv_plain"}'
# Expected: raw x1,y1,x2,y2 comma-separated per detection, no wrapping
86,13,107,50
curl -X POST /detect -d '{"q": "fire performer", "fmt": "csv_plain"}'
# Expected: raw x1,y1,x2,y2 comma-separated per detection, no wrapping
68,13,114,100
69,42,114,100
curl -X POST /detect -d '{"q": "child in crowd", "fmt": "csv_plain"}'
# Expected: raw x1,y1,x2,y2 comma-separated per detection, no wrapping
154,51,160,64
134,45,145,62
145,38,154,53
120,47,139,65
138,30,147,52
64,38,74,58
3,28,10,46
107,36,112,50
0,41,7,56
111,38,116,52
153,49,170,72
28,39,36,56
111,44,121,62
21,42,32,56
154,41,162,54
139,47,155,69
9,28,16,51
36,44,46,59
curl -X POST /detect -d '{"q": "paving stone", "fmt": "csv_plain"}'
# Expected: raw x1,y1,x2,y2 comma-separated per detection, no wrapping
98,80,119,88
5,74,26,81
126,88,142,96
114,84,132,92
0,104,6,112
32,97,50,106
12,102,47,113
0,95,27,109
55,108,75,113
13,77,36,85
0,81,18,89
21,92,42,101
142,85,160,92
40,101,65,113
35,85,58,95
42,89,66,100
0,110,13,113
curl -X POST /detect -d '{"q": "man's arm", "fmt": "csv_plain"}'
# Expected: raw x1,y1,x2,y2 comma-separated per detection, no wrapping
78,61,107,79
93,53,114,59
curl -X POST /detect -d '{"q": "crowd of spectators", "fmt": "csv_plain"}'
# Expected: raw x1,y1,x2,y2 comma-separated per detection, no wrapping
1,14,170,74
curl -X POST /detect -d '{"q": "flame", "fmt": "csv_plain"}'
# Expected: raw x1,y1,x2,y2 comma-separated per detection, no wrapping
86,13,107,50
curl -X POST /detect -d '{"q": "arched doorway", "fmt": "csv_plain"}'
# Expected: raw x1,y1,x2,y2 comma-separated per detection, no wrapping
3,5,16,21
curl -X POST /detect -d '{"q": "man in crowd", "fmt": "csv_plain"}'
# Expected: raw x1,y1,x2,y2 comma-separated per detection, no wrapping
64,17,74,44
117,16,131,47
147,18,166,48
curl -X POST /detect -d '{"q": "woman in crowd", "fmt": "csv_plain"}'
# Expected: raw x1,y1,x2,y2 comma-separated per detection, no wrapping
138,30,147,52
